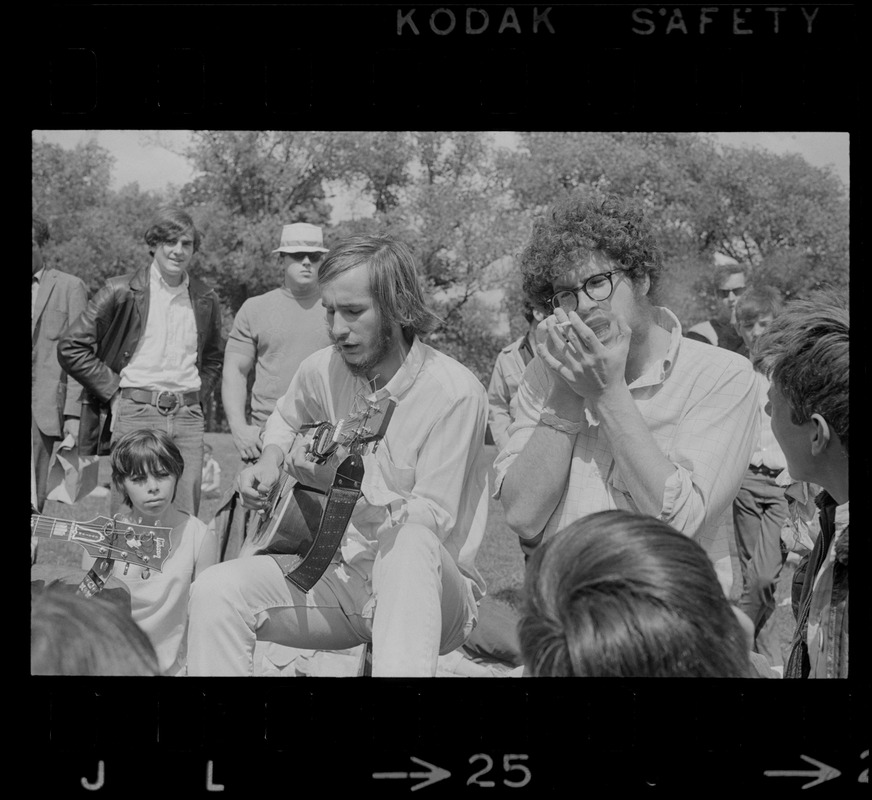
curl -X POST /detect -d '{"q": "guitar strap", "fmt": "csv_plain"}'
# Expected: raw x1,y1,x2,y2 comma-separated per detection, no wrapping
270,453,365,593
77,557,115,599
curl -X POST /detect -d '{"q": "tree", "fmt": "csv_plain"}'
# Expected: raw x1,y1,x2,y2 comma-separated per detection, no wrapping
33,137,165,292
498,132,849,325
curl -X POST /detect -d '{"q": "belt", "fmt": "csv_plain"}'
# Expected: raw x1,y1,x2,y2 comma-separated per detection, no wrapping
749,463,783,479
120,387,200,415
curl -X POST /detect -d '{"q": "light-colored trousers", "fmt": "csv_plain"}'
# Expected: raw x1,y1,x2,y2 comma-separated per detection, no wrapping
186,523,477,677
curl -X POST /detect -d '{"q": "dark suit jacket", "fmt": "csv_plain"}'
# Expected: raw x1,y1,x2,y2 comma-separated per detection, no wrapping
31,268,88,437
57,265,224,454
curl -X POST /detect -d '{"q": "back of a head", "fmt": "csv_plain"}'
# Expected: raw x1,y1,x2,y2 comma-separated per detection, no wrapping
31,587,159,676
518,510,750,678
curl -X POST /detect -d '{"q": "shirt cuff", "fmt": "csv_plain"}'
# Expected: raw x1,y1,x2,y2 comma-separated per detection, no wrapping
540,411,584,434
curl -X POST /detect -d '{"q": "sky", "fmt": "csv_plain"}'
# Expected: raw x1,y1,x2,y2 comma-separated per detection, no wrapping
33,130,850,220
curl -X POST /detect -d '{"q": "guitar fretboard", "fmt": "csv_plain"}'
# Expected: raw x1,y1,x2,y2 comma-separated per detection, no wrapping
31,516,105,543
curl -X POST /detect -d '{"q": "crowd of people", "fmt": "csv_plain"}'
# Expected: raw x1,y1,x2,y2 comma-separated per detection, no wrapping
31,189,849,680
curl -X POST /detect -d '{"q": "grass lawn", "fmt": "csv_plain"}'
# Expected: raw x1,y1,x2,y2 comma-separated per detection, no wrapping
34,434,797,666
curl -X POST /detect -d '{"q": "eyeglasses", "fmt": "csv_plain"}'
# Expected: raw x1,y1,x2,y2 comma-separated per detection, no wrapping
284,252,323,263
549,269,628,311
717,286,745,299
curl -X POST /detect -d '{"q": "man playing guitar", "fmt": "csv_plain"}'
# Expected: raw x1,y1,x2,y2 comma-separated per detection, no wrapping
187,235,491,677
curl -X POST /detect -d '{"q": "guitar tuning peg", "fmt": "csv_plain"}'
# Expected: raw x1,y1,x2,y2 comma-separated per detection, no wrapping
141,568,151,580
123,563,130,576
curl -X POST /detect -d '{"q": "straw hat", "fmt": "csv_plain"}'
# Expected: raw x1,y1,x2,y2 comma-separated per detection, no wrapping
272,222,328,254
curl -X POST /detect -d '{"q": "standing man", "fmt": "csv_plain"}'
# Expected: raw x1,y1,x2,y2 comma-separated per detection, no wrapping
686,264,748,354
31,212,88,513
223,222,330,461
487,298,546,452
216,222,331,560
187,234,490,677
753,290,849,679
58,206,223,518
495,191,761,590
731,286,789,674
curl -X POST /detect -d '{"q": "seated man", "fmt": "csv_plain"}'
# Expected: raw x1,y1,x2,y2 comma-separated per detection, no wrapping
496,190,761,591
186,234,490,677
518,510,753,677
752,290,849,679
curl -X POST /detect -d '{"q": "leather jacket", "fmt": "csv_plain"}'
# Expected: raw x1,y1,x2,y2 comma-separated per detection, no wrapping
57,266,224,455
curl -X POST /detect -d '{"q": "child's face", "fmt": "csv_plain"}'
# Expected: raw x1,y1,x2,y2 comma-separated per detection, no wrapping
123,471,177,518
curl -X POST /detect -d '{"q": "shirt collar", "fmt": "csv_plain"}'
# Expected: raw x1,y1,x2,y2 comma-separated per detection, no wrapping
369,335,425,400
32,268,45,284
629,306,682,388
149,261,189,293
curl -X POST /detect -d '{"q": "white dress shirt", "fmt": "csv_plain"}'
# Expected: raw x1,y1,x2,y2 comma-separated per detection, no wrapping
263,337,490,600
120,263,200,392
494,307,762,591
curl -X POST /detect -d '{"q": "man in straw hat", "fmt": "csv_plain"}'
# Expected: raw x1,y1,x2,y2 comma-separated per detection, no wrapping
216,223,331,561
223,222,331,463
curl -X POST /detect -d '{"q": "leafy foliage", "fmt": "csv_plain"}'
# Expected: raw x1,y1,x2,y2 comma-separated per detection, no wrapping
34,131,849,430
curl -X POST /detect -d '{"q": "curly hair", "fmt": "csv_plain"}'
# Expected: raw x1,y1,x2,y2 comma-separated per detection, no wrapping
520,190,664,310
32,212,50,248
518,510,751,678
752,289,849,453
144,205,201,255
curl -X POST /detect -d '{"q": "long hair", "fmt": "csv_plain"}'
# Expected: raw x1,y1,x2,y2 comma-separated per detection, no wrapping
110,429,185,507
518,510,751,678
318,234,442,342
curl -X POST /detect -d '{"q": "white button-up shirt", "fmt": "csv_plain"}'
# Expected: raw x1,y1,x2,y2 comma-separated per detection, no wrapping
494,307,761,591
263,337,490,599
120,263,200,392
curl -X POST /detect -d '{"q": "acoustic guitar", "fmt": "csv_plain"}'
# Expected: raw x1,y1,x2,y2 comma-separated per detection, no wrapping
238,394,397,588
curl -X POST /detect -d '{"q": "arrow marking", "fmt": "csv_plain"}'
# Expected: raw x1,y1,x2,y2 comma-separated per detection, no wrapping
765,754,841,789
374,757,451,791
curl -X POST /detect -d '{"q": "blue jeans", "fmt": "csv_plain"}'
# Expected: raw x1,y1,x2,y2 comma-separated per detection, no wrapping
110,397,205,517
732,470,788,667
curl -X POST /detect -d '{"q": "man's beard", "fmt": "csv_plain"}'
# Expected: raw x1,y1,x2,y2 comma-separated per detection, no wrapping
330,316,396,378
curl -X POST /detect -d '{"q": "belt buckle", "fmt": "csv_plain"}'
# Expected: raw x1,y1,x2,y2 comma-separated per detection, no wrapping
156,390,179,416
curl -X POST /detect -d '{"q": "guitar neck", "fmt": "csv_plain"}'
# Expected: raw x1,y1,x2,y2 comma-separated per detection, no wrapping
31,515,87,543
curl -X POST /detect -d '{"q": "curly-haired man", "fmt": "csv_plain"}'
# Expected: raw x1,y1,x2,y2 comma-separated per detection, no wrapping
495,190,762,593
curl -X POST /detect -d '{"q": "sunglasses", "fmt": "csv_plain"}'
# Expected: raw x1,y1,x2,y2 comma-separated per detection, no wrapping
284,252,323,263
717,286,745,299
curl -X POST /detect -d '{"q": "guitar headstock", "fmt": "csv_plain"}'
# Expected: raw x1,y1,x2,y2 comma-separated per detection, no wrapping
304,395,397,464
335,395,397,448
30,514,173,572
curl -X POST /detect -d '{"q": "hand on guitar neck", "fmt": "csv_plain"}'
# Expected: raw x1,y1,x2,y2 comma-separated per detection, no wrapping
237,395,397,513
